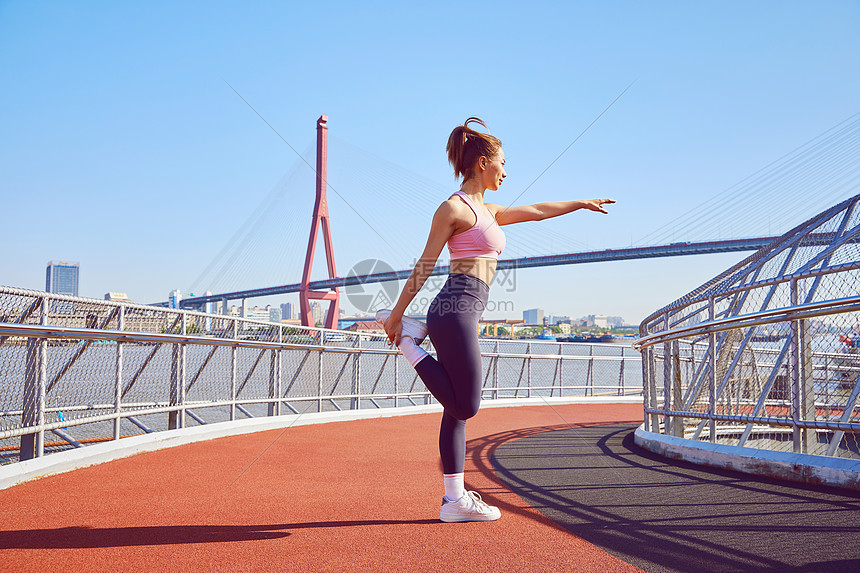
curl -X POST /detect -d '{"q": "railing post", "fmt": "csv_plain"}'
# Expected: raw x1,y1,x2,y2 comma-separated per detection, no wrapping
708,296,716,443
317,342,323,413
276,326,283,416
790,277,802,453
642,345,650,427
647,345,659,432
557,342,563,398
230,318,237,422
587,345,594,396
353,334,362,410
493,340,499,399
37,298,47,457
169,312,187,430
20,296,47,460
672,340,684,437
114,305,124,440
21,340,40,460
394,352,399,408
180,312,186,429
267,347,277,417
169,345,179,429
799,314,816,454
663,312,671,434
526,342,532,398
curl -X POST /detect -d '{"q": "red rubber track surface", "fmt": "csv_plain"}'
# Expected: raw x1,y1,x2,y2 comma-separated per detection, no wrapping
0,403,644,572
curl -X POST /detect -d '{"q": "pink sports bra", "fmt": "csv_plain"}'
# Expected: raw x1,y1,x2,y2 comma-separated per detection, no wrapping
447,191,506,260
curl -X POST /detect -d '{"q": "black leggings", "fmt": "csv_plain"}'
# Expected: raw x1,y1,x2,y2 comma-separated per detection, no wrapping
415,273,489,474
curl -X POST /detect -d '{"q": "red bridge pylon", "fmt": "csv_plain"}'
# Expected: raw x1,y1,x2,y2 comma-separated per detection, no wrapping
299,115,340,329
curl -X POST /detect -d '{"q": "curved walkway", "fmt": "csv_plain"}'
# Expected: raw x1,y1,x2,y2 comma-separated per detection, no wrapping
493,425,860,573
0,403,643,572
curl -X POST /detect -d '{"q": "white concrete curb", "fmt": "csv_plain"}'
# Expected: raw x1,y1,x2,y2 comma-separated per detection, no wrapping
0,396,640,490
634,424,860,491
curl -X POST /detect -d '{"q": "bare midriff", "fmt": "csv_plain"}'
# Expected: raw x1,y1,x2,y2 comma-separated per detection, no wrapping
450,256,497,287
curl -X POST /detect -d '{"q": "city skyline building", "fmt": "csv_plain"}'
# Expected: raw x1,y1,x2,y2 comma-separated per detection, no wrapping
237,304,279,323
311,302,324,326
586,314,609,329
46,261,79,296
280,302,295,321
269,306,281,323
523,308,544,326
104,292,130,303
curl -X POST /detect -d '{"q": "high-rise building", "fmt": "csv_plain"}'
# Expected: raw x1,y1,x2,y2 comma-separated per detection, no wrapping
523,308,544,325
280,302,295,321
268,306,281,323
46,261,80,296
169,289,182,309
311,302,324,326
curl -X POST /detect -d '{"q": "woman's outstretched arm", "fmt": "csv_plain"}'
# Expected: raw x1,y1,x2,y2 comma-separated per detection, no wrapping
383,201,457,345
489,198,615,226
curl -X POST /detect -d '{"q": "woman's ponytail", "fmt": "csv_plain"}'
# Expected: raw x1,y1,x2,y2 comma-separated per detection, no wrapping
446,117,502,180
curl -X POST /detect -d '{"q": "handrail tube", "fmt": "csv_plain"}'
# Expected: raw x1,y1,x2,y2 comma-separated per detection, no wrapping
643,407,860,432
645,253,860,328
0,323,637,364
635,295,860,350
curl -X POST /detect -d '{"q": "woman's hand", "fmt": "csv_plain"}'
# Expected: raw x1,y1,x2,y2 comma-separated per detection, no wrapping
581,198,616,214
383,312,403,346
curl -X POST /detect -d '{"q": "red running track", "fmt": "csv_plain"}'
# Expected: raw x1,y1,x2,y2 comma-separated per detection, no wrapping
0,403,644,572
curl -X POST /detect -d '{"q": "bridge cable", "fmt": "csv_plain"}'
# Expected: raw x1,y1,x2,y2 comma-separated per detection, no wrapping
222,79,395,251
635,112,860,246
499,79,636,214
188,154,311,296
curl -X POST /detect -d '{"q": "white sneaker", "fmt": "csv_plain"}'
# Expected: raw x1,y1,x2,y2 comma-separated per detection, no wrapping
439,491,501,523
375,309,428,345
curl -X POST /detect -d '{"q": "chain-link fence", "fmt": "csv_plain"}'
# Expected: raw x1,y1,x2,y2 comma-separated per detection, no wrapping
637,193,860,460
0,286,641,465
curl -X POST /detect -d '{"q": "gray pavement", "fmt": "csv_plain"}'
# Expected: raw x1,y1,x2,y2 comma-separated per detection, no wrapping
491,424,860,573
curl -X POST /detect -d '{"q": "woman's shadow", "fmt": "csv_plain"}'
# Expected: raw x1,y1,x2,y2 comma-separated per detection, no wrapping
0,519,438,549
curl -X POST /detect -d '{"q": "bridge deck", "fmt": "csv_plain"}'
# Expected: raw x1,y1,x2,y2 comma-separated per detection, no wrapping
0,404,643,572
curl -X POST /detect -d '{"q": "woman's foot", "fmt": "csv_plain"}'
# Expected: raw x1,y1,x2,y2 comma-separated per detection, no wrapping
375,309,429,345
439,491,501,523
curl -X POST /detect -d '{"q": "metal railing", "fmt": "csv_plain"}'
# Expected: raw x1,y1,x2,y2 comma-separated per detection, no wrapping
637,193,860,460
0,286,641,464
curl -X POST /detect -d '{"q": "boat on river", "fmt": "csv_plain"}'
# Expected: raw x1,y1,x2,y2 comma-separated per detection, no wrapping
559,333,615,343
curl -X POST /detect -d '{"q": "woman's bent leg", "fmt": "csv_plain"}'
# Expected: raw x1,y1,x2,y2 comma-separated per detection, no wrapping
439,413,467,474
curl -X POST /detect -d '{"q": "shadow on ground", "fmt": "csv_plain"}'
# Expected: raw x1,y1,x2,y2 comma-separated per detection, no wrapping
482,424,860,573
0,519,439,549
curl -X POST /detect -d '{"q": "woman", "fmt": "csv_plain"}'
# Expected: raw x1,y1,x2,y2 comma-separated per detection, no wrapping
377,117,614,522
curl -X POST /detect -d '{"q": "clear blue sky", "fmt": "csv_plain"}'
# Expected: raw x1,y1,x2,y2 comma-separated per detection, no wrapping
2,1,858,324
